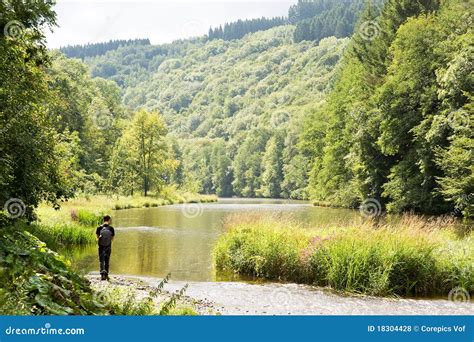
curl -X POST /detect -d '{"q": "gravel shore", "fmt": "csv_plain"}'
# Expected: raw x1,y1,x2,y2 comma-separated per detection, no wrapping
86,273,473,315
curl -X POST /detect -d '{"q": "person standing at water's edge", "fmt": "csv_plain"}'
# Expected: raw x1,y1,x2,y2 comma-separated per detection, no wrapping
96,215,115,280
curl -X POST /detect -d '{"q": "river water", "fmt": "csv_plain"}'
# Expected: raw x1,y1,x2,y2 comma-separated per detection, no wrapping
73,198,474,314
71,198,361,281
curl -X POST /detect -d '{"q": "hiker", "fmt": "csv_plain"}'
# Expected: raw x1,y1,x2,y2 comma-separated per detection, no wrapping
96,215,115,280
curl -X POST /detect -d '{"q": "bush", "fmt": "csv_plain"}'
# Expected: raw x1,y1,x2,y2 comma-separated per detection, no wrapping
96,287,156,315
92,275,197,316
0,226,106,315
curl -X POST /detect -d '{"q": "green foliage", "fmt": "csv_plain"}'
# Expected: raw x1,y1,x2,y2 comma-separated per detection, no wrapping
303,0,473,216
85,27,345,198
109,109,176,196
75,209,103,227
259,134,284,197
96,287,156,315
0,2,68,219
95,273,196,315
25,223,95,249
46,52,126,196
158,284,189,315
214,216,474,296
0,225,105,315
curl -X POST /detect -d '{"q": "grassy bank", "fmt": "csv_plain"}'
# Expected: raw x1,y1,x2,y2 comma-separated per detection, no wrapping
33,190,217,249
213,215,473,297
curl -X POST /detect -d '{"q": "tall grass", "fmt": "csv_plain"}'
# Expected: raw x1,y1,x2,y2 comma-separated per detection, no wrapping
213,214,473,297
28,207,103,249
75,209,103,226
26,223,96,248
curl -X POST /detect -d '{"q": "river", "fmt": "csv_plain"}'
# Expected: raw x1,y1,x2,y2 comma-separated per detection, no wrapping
71,198,360,281
72,198,473,315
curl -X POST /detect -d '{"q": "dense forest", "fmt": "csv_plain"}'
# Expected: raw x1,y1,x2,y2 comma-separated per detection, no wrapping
303,0,473,216
60,38,151,59
208,17,288,41
208,0,386,43
0,3,179,217
290,0,384,43
82,27,346,198
1,0,473,218
52,0,474,217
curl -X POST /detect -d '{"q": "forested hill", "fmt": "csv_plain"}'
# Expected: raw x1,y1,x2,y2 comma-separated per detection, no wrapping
60,38,151,59
289,0,384,43
83,26,347,198
208,16,287,41
58,0,472,216
303,0,473,215
61,0,383,60
207,0,384,43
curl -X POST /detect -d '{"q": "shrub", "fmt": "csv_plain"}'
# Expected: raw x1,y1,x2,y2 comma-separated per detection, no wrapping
96,287,156,315
0,226,106,315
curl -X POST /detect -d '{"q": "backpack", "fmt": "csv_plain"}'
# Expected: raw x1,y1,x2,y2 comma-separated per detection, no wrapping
98,226,113,246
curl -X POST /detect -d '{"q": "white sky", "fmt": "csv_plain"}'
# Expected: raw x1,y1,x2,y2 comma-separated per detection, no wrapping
46,0,296,48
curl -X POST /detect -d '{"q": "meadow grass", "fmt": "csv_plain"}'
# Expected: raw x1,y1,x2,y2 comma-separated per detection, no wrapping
213,214,473,297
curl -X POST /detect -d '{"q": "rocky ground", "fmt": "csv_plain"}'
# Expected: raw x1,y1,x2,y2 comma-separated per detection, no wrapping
86,273,473,315
86,273,218,315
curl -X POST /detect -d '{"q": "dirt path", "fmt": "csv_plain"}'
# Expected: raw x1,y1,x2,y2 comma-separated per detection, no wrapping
87,273,473,315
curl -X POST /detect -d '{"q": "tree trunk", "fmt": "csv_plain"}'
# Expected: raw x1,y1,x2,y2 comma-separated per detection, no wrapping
144,175,148,197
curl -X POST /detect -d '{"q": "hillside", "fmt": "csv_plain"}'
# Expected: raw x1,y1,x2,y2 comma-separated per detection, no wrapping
55,0,472,216
82,26,347,198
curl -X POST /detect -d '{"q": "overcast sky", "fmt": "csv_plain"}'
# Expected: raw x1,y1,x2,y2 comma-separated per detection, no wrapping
46,0,296,48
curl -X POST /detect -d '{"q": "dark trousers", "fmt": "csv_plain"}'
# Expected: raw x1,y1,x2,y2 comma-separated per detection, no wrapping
98,245,112,275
